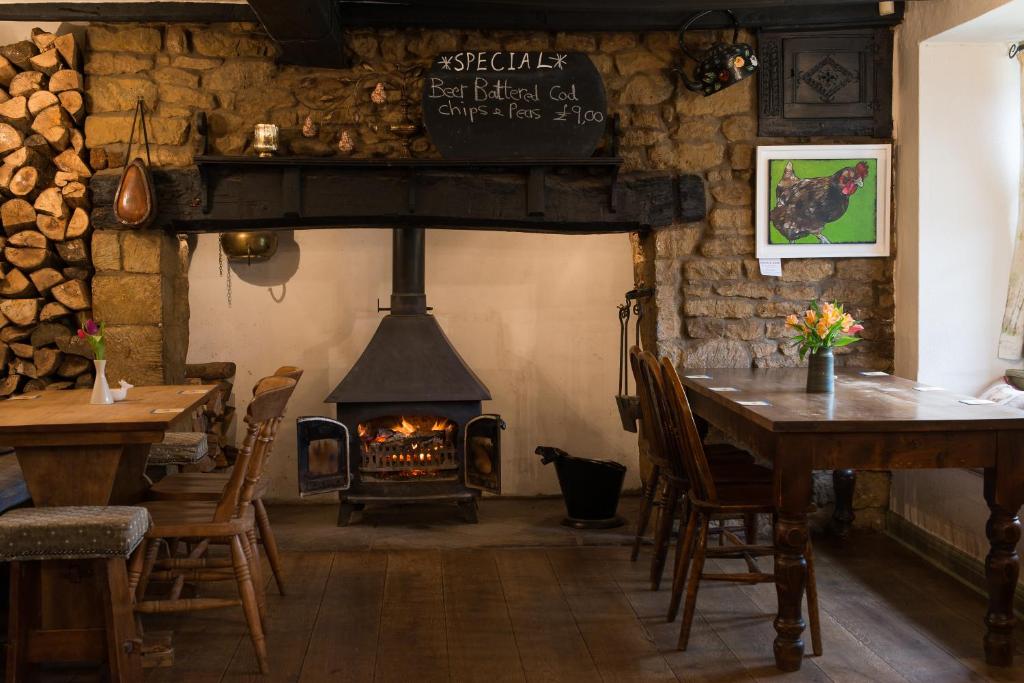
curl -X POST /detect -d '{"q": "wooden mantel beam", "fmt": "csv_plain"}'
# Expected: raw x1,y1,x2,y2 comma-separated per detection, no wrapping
0,1,903,32
337,0,904,31
0,2,257,23
87,159,700,235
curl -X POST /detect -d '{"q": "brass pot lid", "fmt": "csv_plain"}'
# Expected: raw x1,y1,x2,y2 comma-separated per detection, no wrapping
220,231,279,263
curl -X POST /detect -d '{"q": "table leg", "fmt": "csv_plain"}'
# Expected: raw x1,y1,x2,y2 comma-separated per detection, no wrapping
773,456,813,672
831,469,856,538
983,456,1023,666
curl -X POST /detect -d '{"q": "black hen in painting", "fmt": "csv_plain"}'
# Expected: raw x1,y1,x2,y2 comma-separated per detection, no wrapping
769,161,869,244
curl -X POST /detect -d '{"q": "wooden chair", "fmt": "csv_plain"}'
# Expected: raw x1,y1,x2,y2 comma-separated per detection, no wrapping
629,347,759,590
147,366,303,596
0,505,151,682
129,375,298,675
657,357,822,655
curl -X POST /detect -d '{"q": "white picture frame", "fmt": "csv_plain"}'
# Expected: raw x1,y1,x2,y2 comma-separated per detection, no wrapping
755,144,891,259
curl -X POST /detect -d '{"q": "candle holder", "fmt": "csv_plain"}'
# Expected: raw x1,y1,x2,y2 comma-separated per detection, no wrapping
253,123,279,158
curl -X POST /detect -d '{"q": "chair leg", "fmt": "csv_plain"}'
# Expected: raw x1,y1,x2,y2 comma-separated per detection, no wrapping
135,537,161,600
668,505,698,622
806,538,823,657
651,481,680,591
255,498,286,596
126,540,147,597
101,558,144,682
230,534,269,674
244,528,267,625
6,561,38,683
677,513,709,651
631,465,661,562
744,513,758,545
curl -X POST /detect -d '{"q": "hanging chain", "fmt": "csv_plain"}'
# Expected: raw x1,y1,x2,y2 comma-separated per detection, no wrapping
218,238,232,308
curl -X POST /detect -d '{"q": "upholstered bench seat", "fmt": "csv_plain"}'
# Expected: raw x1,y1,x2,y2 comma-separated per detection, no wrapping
0,506,150,561
0,454,30,513
148,432,209,466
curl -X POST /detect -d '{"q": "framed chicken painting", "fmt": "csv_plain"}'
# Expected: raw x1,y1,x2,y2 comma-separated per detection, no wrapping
755,144,891,258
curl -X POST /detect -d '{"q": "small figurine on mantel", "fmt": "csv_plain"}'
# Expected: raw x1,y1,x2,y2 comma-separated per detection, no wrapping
301,113,319,138
338,130,354,155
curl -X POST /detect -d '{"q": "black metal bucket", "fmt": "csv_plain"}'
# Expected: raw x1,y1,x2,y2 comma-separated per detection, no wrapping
537,446,627,529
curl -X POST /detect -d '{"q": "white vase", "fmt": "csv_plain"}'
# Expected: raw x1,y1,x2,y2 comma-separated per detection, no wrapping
90,359,113,405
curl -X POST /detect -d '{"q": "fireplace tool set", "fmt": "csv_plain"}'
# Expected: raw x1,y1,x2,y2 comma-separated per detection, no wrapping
616,285,653,432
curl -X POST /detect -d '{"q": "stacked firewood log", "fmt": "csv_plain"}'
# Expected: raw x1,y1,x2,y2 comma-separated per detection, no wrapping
0,29,92,397
185,362,237,469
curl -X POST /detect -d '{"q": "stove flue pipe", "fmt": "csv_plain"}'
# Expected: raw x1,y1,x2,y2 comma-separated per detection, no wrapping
391,227,427,314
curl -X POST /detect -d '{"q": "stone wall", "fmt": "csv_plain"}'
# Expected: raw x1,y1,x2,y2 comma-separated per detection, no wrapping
81,22,895,523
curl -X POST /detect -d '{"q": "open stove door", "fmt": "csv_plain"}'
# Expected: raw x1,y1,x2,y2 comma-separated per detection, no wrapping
296,416,352,497
464,414,504,494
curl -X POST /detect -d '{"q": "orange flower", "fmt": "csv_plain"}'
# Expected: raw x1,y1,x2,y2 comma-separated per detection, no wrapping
816,320,829,337
821,302,842,327
804,309,817,326
785,314,800,327
841,313,855,332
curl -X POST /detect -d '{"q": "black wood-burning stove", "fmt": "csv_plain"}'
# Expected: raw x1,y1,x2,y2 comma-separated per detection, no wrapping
297,228,503,525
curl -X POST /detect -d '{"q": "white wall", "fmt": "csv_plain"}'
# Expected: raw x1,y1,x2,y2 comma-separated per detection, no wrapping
186,229,639,502
893,0,1024,569
915,42,1020,393
893,0,1017,380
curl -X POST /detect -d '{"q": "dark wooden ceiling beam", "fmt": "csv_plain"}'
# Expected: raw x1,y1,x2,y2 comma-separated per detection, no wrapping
337,0,904,31
248,0,349,67
0,2,257,22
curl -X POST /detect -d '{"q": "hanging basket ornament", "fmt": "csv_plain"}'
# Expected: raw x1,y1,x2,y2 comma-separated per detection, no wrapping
678,10,758,97
370,82,387,105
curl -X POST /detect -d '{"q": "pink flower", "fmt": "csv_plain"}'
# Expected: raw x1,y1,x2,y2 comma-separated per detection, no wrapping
848,324,864,334
83,319,99,335
76,329,86,339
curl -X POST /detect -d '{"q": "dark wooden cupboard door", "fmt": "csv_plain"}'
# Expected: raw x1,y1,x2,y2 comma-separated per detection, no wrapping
758,28,893,138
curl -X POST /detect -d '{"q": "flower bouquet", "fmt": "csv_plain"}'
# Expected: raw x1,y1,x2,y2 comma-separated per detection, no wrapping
77,319,112,404
785,301,864,393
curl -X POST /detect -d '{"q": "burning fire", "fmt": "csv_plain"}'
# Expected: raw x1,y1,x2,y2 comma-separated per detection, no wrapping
358,416,452,441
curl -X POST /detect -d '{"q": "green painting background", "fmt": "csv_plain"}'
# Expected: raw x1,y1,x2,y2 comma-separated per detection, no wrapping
767,158,878,245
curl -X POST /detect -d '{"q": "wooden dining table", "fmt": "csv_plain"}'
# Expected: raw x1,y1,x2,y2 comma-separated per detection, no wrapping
0,384,215,659
680,368,1024,672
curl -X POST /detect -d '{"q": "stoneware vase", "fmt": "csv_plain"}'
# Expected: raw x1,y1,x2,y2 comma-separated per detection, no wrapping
91,359,113,405
806,347,835,394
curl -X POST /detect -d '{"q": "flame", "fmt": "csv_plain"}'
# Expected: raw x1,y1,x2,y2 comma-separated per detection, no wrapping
361,416,453,443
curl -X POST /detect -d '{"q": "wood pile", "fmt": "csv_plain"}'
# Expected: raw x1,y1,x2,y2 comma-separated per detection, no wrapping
0,29,92,398
184,362,237,469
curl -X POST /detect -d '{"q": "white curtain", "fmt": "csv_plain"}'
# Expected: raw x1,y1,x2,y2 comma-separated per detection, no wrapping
998,52,1024,360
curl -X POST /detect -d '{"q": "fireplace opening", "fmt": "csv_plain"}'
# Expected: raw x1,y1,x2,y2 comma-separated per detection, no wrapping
298,227,502,526
357,415,459,481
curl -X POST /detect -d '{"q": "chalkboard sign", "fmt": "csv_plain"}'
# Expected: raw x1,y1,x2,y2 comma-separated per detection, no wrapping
422,51,608,160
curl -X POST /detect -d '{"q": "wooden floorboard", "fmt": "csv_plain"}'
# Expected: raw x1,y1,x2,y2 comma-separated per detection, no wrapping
811,536,1013,683
596,546,758,683
715,556,912,683
374,549,449,683
222,551,333,681
804,542,989,682
115,531,1024,683
141,551,266,683
546,547,678,682
298,551,388,683
442,549,527,683
494,548,602,682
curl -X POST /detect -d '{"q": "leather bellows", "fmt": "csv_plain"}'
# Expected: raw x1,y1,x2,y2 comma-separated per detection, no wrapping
113,98,156,228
